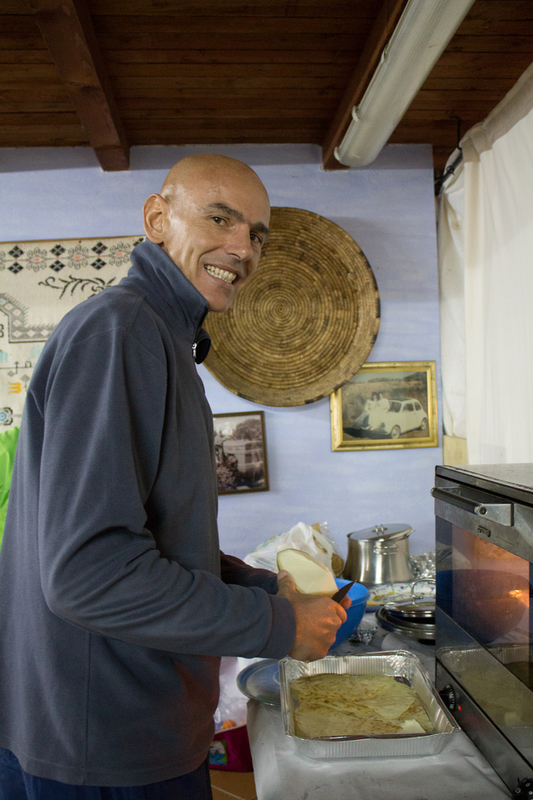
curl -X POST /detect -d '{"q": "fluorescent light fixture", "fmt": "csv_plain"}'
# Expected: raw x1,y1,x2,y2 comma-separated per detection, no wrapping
334,0,476,168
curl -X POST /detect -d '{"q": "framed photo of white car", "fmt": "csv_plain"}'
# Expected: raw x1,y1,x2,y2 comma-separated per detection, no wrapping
330,361,438,451
213,411,269,494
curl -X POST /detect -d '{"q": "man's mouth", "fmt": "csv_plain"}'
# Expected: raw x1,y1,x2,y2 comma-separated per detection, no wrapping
205,264,237,284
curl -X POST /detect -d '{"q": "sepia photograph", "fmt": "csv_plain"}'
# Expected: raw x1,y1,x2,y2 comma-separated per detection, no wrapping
213,411,269,494
330,361,438,451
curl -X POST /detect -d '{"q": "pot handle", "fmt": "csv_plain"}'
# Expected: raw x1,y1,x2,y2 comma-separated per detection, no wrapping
411,578,435,598
377,528,413,541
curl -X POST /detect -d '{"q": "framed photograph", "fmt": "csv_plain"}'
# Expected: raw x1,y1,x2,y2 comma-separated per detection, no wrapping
213,411,269,494
330,361,438,451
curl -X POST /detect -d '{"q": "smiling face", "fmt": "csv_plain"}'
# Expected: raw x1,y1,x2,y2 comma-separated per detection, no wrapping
143,155,270,313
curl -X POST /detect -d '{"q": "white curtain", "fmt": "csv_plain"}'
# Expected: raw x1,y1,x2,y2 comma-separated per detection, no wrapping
437,159,466,441
438,63,533,464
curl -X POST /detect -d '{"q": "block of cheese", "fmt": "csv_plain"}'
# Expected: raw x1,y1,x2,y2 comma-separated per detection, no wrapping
276,548,338,596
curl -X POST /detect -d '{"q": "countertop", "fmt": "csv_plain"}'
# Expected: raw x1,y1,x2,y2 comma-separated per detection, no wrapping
247,700,511,800
245,618,512,800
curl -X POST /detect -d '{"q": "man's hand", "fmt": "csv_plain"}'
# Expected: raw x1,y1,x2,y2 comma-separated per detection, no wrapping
276,570,351,661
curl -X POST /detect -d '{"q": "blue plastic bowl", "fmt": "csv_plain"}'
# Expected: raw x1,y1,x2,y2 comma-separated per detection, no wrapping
331,578,370,648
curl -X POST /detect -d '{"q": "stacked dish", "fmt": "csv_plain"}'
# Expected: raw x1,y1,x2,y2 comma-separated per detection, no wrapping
376,595,435,643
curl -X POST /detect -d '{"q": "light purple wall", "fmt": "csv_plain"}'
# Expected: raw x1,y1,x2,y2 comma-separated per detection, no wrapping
0,143,441,559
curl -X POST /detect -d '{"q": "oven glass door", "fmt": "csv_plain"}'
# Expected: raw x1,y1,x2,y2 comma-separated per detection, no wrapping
437,520,531,659
437,515,533,756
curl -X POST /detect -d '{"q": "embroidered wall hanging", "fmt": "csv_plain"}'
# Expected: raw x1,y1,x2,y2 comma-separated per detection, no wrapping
0,235,143,429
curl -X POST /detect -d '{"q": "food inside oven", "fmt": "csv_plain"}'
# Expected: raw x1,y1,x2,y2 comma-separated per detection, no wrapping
438,528,531,646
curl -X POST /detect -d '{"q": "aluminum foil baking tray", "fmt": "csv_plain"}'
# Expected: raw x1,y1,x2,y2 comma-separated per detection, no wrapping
279,651,459,759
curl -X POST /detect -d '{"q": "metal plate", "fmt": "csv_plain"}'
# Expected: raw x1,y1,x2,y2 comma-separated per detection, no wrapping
237,659,281,706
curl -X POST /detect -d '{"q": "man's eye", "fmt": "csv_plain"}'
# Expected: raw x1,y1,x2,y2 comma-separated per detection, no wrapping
212,216,226,225
251,233,263,245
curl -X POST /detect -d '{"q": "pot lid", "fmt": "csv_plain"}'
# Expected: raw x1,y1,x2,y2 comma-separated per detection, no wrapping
203,207,380,407
383,596,435,621
348,523,413,542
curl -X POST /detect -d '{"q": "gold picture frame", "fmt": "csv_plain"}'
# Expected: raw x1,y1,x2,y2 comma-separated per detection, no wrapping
213,411,269,494
330,361,438,451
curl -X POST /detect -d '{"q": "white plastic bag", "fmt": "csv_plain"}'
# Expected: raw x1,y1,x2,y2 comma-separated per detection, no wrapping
210,657,253,772
214,657,248,731
243,521,344,575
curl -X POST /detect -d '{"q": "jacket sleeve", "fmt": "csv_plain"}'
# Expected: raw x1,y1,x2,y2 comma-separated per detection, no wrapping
36,320,295,659
220,552,279,594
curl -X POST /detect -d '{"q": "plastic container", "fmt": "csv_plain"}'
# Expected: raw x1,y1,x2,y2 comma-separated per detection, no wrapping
331,578,369,648
279,651,459,759
209,723,253,771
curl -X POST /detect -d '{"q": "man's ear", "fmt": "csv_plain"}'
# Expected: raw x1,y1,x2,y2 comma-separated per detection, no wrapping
143,193,168,243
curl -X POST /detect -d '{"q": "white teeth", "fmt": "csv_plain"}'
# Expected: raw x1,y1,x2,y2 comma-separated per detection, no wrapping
205,265,236,284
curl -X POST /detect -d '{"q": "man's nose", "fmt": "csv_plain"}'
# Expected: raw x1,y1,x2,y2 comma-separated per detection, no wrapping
225,224,254,261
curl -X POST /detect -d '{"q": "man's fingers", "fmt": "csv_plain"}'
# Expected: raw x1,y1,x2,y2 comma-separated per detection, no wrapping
276,573,350,657
277,573,349,625
276,570,296,594
334,601,348,624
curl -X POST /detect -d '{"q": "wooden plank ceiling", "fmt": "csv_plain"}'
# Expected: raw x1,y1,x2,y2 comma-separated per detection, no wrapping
1,0,533,175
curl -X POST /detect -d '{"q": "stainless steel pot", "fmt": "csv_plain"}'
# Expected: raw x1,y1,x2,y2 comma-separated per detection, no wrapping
342,523,415,586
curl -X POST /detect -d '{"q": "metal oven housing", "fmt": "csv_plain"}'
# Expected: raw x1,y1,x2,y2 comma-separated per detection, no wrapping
433,464,533,794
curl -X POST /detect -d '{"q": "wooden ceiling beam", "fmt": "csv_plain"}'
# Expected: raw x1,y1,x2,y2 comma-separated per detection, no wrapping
321,0,408,170
28,0,129,171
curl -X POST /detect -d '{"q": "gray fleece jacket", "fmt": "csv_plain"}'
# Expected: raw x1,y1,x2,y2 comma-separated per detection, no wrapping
0,238,295,786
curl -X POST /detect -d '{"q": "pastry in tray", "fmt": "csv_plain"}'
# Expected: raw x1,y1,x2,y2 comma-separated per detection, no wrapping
290,673,433,738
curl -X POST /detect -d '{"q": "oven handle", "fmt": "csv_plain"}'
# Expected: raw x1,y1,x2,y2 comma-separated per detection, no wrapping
430,487,513,526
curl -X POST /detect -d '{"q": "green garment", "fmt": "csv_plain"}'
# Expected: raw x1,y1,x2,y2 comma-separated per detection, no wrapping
0,426,19,548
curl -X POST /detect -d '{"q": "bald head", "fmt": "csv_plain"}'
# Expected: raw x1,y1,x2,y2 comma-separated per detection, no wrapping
160,153,269,208
143,154,271,313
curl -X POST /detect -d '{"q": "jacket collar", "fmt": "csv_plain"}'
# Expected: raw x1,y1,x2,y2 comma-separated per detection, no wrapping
122,238,211,363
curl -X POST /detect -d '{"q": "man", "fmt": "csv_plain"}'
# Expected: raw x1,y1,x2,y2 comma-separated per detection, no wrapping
0,155,348,799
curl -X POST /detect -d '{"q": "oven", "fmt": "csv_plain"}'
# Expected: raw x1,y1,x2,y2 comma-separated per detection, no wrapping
432,464,533,795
